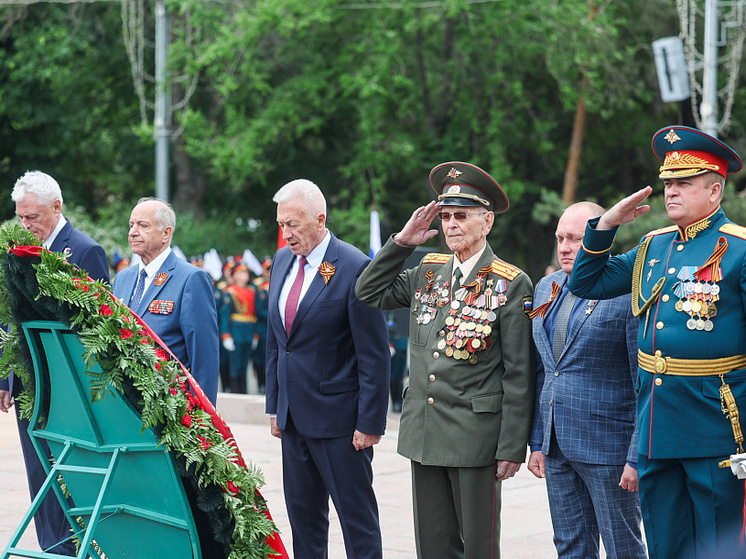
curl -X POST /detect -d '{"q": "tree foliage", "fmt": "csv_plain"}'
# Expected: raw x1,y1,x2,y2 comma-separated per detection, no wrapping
1,0,745,279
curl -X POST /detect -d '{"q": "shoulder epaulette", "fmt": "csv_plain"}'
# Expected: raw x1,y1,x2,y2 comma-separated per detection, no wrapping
491,259,521,281
644,225,678,238
719,222,746,240
422,253,451,264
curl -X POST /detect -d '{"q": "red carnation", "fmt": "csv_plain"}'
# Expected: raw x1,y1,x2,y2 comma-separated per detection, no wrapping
198,435,211,450
119,328,133,340
181,414,192,428
170,387,177,396
227,481,239,496
99,304,113,316
155,348,168,361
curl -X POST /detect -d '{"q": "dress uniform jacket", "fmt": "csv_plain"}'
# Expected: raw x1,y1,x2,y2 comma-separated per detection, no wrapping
569,207,746,460
356,236,535,466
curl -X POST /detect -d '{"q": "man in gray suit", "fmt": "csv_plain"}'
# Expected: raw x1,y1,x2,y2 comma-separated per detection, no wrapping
527,202,646,559
356,162,534,559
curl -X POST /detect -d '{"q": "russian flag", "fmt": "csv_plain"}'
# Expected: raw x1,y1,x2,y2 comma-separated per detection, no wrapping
369,210,381,258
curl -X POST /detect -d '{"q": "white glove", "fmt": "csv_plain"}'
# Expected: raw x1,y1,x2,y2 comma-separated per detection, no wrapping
729,453,746,479
222,337,236,352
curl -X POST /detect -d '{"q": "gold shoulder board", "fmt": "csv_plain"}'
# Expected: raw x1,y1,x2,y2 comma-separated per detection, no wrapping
720,223,746,240
491,259,521,281
644,225,678,238
422,253,451,264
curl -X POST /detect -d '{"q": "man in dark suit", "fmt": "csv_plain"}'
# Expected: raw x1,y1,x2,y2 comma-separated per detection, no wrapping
356,162,534,559
0,170,109,555
265,179,390,559
112,197,219,404
527,202,646,559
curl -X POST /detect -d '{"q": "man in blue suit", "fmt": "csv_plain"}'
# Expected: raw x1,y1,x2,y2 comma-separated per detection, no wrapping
0,170,109,556
112,197,219,404
528,202,646,559
265,179,390,559
570,126,746,558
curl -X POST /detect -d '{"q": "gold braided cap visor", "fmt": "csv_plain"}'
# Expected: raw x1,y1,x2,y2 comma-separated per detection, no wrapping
659,150,727,179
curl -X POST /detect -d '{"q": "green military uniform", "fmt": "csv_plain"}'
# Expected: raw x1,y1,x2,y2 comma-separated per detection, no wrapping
356,161,535,559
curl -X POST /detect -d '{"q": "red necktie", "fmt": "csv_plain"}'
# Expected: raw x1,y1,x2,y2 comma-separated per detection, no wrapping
284,256,307,335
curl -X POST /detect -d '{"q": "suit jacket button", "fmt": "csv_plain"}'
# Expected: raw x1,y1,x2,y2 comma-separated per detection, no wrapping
433,351,440,359
427,397,434,404
554,371,560,376
429,374,436,381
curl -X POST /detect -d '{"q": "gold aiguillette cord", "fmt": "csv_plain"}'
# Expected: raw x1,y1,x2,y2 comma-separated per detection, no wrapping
631,237,665,338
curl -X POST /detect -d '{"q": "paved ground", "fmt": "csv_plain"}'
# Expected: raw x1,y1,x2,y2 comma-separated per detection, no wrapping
0,394,599,558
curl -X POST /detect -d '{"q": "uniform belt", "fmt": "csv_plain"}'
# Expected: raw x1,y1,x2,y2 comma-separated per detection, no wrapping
230,314,257,323
638,349,746,376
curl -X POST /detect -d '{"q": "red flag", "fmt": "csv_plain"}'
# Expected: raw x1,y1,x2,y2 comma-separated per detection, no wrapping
277,225,287,249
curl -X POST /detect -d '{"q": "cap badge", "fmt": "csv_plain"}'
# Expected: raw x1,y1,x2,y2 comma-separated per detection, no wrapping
446,185,461,194
664,129,682,144
446,167,462,179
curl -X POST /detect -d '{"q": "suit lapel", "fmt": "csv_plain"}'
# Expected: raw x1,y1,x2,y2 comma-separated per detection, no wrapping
137,252,177,314
268,250,294,340
564,296,593,349
533,278,555,364
288,234,339,338
48,221,72,255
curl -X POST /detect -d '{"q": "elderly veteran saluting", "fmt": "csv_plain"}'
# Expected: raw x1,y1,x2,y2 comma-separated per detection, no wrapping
356,162,535,559
569,126,746,559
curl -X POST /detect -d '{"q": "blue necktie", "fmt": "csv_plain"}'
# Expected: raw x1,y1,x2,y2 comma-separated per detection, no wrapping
552,292,577,362
130,268,148,309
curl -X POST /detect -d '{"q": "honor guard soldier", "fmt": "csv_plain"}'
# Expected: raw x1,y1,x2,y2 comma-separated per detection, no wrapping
222,262,258,394
569,126,746,559
356,162,535,559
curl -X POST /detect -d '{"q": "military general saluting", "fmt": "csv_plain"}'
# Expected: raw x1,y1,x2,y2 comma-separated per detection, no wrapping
356,162,535,559
569,126,746,559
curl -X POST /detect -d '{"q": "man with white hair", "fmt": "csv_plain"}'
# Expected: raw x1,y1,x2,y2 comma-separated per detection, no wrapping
265,179,390,559
0,170,109,556
113,197,219,403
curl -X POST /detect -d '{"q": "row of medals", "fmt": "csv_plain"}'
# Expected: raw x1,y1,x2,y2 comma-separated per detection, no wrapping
673,280,719,332
415,277,503,364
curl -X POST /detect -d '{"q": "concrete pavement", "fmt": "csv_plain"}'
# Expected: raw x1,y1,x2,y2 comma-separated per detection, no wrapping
1,394,578,558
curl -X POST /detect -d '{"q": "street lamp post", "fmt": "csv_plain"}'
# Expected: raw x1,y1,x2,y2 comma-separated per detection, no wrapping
154,0,170,201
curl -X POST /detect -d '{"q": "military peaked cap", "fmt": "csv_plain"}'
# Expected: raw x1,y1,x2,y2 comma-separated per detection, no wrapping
429,161,509,213
652,125,743,179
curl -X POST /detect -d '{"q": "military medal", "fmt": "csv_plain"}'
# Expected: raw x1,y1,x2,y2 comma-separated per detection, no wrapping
154,272,168,286
647,258,660,282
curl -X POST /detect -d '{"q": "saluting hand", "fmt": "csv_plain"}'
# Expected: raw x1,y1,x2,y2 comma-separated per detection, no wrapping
597,186,653,230
393,201,441,247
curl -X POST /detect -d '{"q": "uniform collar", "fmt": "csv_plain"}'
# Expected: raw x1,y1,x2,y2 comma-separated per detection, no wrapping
678,207,723,241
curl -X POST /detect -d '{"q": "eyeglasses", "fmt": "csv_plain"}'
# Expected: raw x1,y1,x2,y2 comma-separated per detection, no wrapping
437,211,487,221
